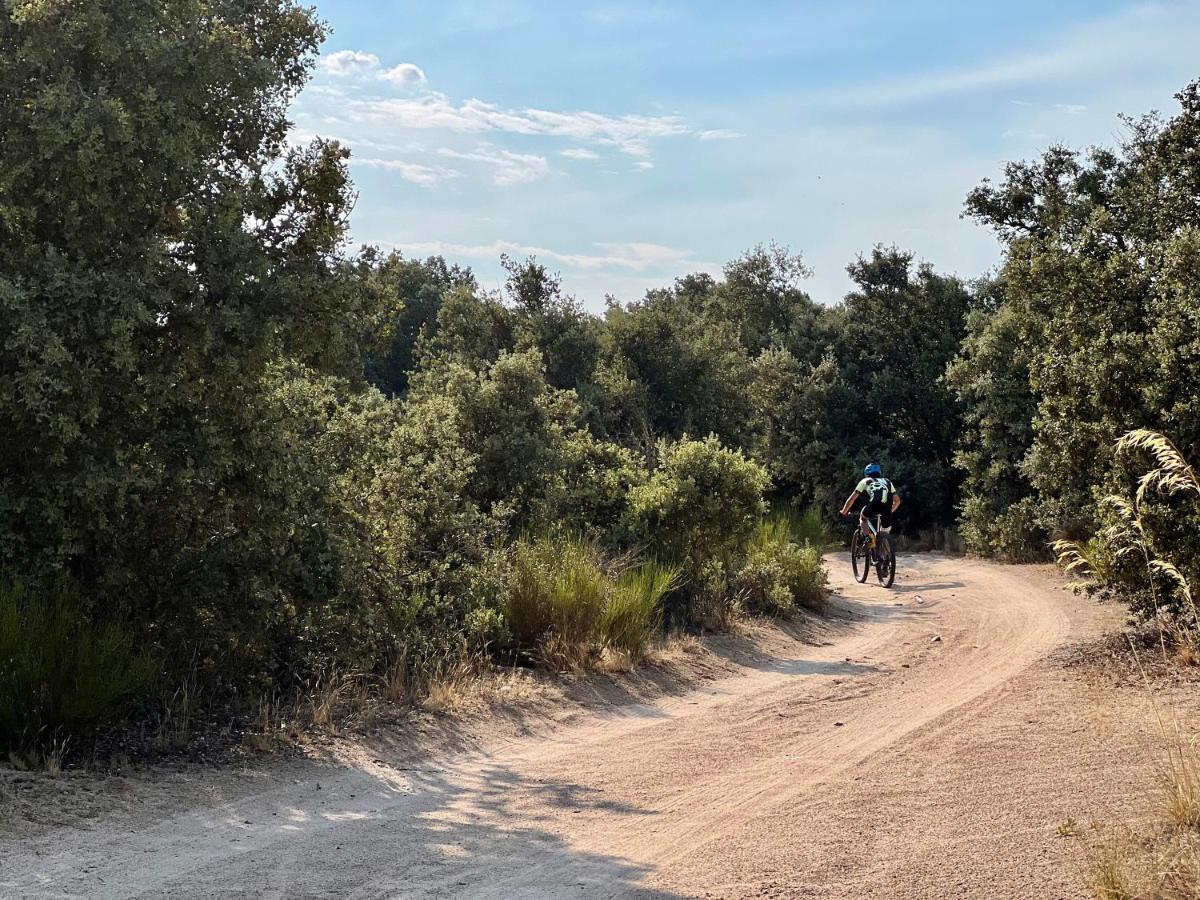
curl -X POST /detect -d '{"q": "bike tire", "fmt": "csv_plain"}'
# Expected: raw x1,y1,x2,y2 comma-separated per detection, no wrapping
851,530,869,583
875,533,896,588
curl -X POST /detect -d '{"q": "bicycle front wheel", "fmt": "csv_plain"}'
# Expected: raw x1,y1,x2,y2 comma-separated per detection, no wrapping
875,533,896,588
851,530,870,583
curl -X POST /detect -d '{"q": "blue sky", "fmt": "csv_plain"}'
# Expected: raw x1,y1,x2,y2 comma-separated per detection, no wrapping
293,1,1200,309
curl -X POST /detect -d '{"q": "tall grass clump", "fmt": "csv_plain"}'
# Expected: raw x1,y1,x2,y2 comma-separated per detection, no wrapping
1052,431,1200,897
601,563,677,659
0,579,154,762
1055,430,1200,634
504,537,677,668
783,506,835,549
1089,731,1200,900
506,537,606,669
505,536,609,669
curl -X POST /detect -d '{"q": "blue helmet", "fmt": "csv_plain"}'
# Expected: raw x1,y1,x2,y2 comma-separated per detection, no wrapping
864,463,882,477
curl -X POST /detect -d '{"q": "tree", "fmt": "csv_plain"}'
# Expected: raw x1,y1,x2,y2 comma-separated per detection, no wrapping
708,243,829,364
364,254,477,397
0,0,393,675
944,277,1043,558
598,278,756,451
961,82,1200,551
822,247,972,529
503,254,601,399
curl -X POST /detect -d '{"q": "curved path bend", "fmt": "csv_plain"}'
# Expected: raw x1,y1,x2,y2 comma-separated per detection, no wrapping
4,555,1138,899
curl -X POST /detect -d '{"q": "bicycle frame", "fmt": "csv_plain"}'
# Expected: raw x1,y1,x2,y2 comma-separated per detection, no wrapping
859,513,882,547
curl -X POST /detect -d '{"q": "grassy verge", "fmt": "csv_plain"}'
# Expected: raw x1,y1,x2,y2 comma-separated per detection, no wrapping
1090,726,1200,899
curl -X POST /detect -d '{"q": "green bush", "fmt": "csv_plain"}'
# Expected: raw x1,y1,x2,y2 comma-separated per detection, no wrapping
601,562,677,658
959,495,1047,561
630,436,769,580
736,517,827,614
0,579,153,756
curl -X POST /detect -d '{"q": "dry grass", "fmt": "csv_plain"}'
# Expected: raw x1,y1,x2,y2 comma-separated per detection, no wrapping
1088,708,1200,898
1090,827,1200,900
597,648,638,674
380,646,539,715
1058,817,1083,837
420,655,476,713
1162,735,1200,831
690,589,743,633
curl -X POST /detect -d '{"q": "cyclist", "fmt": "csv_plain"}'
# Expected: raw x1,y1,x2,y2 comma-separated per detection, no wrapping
840,463,901,543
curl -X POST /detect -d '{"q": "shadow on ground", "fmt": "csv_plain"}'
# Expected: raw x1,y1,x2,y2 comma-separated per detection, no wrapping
1,750,684,899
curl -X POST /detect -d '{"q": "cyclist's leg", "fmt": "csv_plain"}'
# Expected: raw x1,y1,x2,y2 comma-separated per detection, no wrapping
859,510,873,539
877,509,894,558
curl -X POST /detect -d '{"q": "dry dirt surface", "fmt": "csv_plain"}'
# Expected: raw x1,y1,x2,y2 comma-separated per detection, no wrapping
0,553,1185,899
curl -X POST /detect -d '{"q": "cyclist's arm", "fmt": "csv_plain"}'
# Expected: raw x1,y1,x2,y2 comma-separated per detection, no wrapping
839,491,860,517
891,492,901,512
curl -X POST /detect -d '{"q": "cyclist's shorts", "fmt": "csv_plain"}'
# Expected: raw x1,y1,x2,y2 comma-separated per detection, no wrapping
860,505,894,530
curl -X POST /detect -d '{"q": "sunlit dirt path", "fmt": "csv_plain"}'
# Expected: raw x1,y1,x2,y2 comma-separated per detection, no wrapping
4,554,1155,899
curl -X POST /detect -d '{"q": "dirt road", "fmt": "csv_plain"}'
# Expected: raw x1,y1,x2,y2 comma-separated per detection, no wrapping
2,554,1161,898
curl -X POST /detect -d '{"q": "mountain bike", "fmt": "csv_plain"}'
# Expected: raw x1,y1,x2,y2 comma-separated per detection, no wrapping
849,513,896,588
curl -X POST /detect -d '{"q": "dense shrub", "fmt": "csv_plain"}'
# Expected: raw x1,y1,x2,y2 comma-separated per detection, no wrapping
630,437,769,579
0,579,153,757
330,383,508,673
736,516,827,614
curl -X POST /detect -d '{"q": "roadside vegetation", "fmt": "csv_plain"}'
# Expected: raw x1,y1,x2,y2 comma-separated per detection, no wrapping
1,0,1198,801
1055,434,1200,898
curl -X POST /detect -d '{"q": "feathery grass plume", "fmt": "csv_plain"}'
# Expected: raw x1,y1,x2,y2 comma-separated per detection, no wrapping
1117,430,1200,507
1055,431,1200,638
1151,560,1200,637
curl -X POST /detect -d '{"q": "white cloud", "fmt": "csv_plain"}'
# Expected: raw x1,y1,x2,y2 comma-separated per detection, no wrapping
321,50,427,89
561,148,600,160
322,50,383,78
697,129,743,140
385,239,705,273
380,63,427,86
438,145,550,186
345,92,689,156
354,157,462,187
634,160,654,170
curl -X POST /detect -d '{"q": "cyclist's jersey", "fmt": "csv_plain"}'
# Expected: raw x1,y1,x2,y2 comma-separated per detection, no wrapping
855,477,895,511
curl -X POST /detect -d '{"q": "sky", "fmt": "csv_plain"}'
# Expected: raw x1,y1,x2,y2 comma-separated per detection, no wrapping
292,1,1200,309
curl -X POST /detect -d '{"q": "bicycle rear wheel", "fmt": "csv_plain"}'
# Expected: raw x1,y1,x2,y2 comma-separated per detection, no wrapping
851,530,870,583
875,533,896,588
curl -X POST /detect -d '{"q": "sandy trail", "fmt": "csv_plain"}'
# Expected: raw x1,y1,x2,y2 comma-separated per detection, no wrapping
2,554,1150,898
